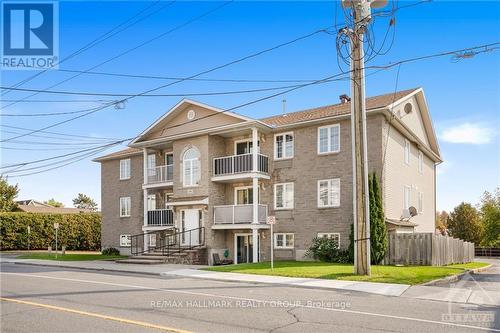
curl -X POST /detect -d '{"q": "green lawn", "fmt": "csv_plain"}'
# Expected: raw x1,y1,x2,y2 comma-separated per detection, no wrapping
204,261,489,285
17,253,125,261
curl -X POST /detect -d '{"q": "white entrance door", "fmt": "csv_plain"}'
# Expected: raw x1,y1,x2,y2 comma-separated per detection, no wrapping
181,209,201,246
234,233,259,264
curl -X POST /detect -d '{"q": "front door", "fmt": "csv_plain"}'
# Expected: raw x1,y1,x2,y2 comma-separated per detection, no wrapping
181,209,201,246
235,234,259,264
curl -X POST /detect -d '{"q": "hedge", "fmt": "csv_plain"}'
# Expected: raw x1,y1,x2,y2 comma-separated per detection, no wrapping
0,212,101,251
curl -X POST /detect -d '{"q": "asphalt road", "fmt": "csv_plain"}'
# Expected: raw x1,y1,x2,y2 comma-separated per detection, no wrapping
1,262,498,333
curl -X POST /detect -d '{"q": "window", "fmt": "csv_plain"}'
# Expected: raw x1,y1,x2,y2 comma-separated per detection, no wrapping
183,147,200,187
317,233,340,248
274,233,294,249
318,179,340,208
147,194,156,210
119,159,131,180
418,151,423,174
274,183,294,209
235,140,259,155
318,124,340,154
418,192,424,213
120,197,131,217
119,234,131,247
404,139,410,165
165,153,174,180
404,186,411,210
147,154,156,177
274,132,294,159
235,186,258,205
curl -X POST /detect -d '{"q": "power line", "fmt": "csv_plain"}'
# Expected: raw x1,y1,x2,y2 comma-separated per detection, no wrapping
1,0,172,97
3,42,500,174
1,1,231,110
56,68,321,83
0,25,331,141
0,124,121,141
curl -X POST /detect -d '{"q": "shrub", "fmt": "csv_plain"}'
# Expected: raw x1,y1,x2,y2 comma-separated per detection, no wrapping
102,247,120,256
0,212,101,251
306,237,351,263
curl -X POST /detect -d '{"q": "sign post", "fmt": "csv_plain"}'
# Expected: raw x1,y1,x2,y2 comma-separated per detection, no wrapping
266,216,276,270
27,226,31,252
54,223,60,259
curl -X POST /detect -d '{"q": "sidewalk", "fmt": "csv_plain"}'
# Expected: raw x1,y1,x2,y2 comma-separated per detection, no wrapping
2,256,498,306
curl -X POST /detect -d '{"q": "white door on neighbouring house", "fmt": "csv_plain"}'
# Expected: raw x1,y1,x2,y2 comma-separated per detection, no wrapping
181,209,201,246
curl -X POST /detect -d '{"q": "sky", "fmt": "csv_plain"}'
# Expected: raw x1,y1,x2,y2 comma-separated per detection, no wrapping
1,0,499,212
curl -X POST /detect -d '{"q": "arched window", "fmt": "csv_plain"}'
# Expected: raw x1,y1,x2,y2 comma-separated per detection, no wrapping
183,147,200,187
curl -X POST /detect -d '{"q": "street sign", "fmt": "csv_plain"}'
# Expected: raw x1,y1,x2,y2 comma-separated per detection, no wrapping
267,215,276,270
27,226,30,234
53,223,59,229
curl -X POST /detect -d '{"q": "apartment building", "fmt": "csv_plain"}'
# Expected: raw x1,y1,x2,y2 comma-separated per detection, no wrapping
94,87,441,265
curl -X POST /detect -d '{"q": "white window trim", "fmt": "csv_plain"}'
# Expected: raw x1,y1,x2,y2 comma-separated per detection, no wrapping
403,185,411,210
274,132,294,160
317,124,340,155
119,197,131,217
274,182,294,210
404,139,410,165
317,232,340,247
418,191,424,213
234,139,259,155
182,148,200,188
274,233,294,249
119,234,131,247
119,158,131,180
317,178,341,208
418,150,423,174
234,185,259,205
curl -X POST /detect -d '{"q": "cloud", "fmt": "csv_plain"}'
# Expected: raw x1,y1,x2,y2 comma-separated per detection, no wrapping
440,122,495,144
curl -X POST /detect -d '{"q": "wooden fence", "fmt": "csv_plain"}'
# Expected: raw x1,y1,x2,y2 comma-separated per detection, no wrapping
475,247,500,257
383,233,475,266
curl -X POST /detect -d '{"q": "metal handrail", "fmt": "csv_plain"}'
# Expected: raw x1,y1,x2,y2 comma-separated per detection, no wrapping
130,227,205,256
213,153,269,176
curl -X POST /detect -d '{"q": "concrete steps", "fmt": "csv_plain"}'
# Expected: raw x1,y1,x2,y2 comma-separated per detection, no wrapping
116,247,208,265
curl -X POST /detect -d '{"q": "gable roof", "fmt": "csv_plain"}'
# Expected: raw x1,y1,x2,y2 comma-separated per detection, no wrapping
129,99,262,146
260,88,419,127
16,205,94,214
95,87,440,161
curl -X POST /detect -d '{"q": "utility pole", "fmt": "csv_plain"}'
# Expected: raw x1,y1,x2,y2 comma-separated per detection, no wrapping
342,0,386,275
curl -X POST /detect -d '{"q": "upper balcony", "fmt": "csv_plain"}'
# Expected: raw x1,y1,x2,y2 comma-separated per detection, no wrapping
212,204,269,229
144,165,173,187
212,153,269,182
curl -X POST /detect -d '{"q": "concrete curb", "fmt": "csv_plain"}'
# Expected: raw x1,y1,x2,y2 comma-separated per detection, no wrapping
12,261,162,277
420,264,492,286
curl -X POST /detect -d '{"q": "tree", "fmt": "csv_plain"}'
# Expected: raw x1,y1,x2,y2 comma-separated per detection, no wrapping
447,202,483,244
44,198,64,207
369,172,388,264
72,193,98,211
435,210,449,235
0,176,19,212
479,188,500,247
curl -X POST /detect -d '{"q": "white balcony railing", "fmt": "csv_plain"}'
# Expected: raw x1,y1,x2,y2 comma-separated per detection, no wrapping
146,165,173,184
213,204,267,224
213,153,269,177
147,209,174,226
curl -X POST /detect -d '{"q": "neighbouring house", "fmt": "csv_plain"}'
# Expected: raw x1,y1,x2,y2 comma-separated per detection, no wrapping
94,87,442,265
15,199,93,214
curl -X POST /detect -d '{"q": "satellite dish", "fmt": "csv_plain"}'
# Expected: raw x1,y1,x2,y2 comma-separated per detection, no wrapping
409,206,418,217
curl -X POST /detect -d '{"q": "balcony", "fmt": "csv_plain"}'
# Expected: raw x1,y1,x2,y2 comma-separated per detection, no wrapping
213,204,268,226
147,209,174,226
212,154,269,181
146,165,173,186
